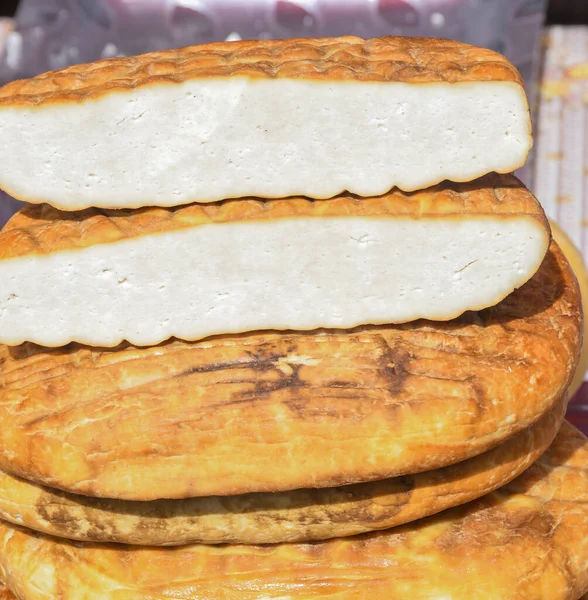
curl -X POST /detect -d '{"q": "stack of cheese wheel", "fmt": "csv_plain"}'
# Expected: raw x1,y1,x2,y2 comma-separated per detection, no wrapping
0,36,585,599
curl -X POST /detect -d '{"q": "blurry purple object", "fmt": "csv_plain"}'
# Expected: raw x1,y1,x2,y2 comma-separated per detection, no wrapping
568,384,588,436
0,191,23,229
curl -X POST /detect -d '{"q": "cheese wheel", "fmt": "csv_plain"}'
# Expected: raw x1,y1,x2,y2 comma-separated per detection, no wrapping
0,174,549,348
0,242,579,500
0,422,586,600
0,37,531,210
0,393,564,546
550,220,588,396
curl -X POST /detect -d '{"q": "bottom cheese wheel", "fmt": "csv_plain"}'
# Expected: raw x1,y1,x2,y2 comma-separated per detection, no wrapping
0,422,586,600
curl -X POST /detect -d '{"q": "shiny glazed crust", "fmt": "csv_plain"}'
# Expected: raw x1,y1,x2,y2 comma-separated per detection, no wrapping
550,220,588,396
0,422,586,600
0,173,547,260
0,584,12,600
0,37,524,107
0,241,580,500
0,398,565,545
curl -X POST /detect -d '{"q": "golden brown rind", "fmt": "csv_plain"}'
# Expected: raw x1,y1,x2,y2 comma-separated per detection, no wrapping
0,173,548,260
0,37,524,107
0,241,580,500
0,422,586,600
0,395,565,545
0,584,12,600
551,220,588,396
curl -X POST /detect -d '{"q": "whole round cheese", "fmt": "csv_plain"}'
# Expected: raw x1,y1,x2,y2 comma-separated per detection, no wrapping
550,220,588,397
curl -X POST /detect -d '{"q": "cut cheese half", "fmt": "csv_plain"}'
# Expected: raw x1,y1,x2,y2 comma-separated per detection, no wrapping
0,36,531,210
0,175,549,347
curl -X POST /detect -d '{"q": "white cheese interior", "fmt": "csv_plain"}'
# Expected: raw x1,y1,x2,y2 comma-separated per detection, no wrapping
0,217,547,347
0,79,531,210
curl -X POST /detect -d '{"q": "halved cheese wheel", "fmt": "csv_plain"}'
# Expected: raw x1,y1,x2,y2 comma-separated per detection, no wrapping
0,37,531,210
0,422,586,600
0,241,579,500
0,174,549,347
0,394,564,545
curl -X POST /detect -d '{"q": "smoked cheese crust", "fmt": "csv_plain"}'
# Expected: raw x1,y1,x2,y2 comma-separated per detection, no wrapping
0,397,565,545
0,422,586,600
0,36,524,107
0,583,12,600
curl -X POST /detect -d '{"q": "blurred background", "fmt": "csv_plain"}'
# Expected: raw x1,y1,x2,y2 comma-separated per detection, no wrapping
0,0,587,432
